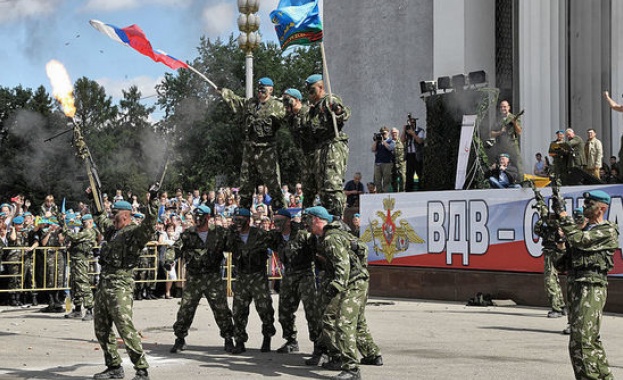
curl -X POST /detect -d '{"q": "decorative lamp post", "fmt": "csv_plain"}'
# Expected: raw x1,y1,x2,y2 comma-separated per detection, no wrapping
238,0,261,99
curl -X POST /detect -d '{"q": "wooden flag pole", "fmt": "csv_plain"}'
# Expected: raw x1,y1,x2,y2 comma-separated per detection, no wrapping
186,64,218,90
320,41,340,139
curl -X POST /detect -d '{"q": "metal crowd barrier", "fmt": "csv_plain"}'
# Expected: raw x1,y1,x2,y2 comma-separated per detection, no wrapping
0,243,282,296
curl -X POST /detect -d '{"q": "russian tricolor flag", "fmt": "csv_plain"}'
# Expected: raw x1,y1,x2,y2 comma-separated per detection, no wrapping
90,19,189,70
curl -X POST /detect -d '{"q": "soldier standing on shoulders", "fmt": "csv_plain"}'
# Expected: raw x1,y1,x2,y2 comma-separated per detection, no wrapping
227,207,276,354
219,77,286,210
170,205,234,353
91,190,159,380
557,190,618,379
286,75,351,217
62,213,98,321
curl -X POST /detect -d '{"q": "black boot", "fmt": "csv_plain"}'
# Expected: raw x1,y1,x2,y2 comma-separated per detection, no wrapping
52,292,64,312
331,369,361,380
305,342,325,366
170,338,186,353
260,336,271,352
93,366,125,379
65,304,82,319
40,294,55,312
134,288,143,301
9,293,19,307
231,341,246,354
31,293,38,306
224,338,234,352
322,357,343,371
132,369,149,380
276,339,299,353
360,354,383,366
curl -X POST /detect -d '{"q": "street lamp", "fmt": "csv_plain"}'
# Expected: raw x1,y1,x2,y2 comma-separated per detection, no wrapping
238,0,261,98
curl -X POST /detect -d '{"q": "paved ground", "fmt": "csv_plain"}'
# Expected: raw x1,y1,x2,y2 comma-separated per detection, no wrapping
1,295,623,380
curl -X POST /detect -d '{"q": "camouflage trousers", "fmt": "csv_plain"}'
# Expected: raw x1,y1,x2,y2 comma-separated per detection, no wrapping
69,253,94,309
239,144,283,210
543,249,565,312
278,270,319,342
303,139,348,216
42,248,66,289
355,280,381,359
320,278,367,372
392,164,406,192
568,280,612,379
3,250,23,291
173,271,234,340
232,272,276,343
94,275,148,370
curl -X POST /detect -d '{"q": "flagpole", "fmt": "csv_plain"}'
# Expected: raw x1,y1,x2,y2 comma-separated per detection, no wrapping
186,65,218,90
320,42,339,139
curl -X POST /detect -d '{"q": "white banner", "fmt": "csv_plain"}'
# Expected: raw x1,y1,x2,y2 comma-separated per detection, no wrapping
454,115,477,190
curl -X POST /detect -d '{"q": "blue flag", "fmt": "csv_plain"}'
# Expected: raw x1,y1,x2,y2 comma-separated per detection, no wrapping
270,0,323,50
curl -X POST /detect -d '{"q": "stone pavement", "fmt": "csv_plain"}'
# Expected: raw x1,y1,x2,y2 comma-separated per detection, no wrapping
1,295,623,379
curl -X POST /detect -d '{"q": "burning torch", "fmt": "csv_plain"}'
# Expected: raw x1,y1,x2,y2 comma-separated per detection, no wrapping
45,59,105,214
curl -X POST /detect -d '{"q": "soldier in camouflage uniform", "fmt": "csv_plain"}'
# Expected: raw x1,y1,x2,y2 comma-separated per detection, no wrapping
557,190,618,379
532,190,566,318
92,197,158,380
391,127,406,192
220,77,286,210
170,205,234,353
286,75,351,217
38,219,66,313
62,214,98,321
305,206,379,380
5,216,30,306
227,207,276,354
270,208,319,354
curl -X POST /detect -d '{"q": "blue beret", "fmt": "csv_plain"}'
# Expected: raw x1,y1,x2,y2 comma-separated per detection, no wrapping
233,207,251,217
499,153,510,158
82,214,93,221
258,77,274,87
195,205,212,215
556,130,564,134
353,213,361,218
305,74,322,85
12,216,24,224
0,203,10,209
275,208,292,218
304,206,333,223
584,190,611,205
112,200,133,211
132,213,144,219
284,88,302,100
23,212,32,216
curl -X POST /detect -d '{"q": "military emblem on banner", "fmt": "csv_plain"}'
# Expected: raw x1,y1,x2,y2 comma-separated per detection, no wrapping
361,196,424,263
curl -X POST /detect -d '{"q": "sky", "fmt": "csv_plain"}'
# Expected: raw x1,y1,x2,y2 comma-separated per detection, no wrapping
0,0,295,120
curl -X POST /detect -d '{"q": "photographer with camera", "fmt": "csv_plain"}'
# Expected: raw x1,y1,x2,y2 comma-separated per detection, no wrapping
487,153,521,189
372,126,396,193
402,114,425,192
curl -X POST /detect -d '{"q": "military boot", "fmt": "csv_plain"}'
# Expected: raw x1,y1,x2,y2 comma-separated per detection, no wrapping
132,369,149,380
231,341,246,354
360,354,383,366
40,294,56,312
82,308,94,321
276,339,299,353
305,342,325,366
170,338,186,353
322,357,343,371
331,369,361,380
260,336,271,352
31,293,38,306
224,338,234,353
9,293,19,307
93,366,125,379
65,305,82,319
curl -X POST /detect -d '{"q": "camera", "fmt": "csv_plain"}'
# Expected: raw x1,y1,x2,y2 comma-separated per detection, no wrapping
373,132,383,142
282,96,295,107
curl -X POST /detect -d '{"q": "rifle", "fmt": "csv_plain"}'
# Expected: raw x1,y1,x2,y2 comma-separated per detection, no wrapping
529,180,549,218
69,117,104,214
549,174,565,215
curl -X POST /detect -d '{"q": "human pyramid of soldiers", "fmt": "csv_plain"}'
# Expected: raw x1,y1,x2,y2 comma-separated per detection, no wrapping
0,74,377,380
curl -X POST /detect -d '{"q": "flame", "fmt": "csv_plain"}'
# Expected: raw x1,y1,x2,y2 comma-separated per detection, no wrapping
45,59,76,118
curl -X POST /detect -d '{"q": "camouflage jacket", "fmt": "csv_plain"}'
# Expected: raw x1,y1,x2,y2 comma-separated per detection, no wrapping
63,227,98,257
227,226,273,275
296,95,350,147
393,139,405,167
175,225,227,275
272,222,314,274
95,199,157,277
319,221,369,293
533,217,560,249
560,216,619,284
221,88,286,145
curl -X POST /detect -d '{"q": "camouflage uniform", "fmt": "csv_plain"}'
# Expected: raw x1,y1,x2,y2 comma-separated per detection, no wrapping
291,96,351,216
318,221,379,373
493,113,523,175
221,88,286,210
93,200,157,372
4,228,29,305
533,216,566,314
227,226,276,344
63,225,98,310
392,138,406,192
40,228,66,311
559,215,618,379
273,224,320,344
172,225,233,341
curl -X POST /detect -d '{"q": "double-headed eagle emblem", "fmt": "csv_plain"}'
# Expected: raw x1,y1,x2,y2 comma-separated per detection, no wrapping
360,196,424,263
